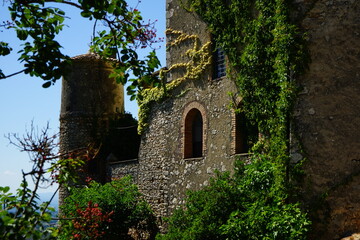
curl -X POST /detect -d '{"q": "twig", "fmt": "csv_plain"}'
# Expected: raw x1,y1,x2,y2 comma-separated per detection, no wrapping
0,69,25,79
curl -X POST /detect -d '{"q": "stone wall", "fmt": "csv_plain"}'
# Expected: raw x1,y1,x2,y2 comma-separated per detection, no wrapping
109,77,242,219
293,0,360,238
60,53,125,205
108,160,140,182
59,1,360,238
109,0,244,220
138,76,240,216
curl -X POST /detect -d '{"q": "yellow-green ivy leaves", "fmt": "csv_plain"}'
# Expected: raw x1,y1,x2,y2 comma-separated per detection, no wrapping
137,29,211,133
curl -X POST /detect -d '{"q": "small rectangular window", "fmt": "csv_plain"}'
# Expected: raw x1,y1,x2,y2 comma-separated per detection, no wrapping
213,48,226,79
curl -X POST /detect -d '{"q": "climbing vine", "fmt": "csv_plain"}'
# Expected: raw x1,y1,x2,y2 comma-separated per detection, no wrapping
137,29,212,133
184,0,308,188
156,0,311,238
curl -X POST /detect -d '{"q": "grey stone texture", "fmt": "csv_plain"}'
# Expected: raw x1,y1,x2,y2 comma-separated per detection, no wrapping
60,53,124,206
110,0,243,220
60,0,360,238
293,0,360,238
137,77,239,215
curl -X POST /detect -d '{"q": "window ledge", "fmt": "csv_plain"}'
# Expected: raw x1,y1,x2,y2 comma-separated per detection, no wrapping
232,153,253,159
184,156,204,161
108,159,139,165
211,75,226,82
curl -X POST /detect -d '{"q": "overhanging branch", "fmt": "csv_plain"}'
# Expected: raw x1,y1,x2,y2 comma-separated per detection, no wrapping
0,69,25,79
43,0,82,9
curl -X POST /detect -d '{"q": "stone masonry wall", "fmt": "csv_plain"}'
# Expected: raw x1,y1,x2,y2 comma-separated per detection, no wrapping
109,76,242,219
293,0,360,239
139,0,242,216
136,76,240,218
110,0,243,220
60,53,124,206
108,0,360,238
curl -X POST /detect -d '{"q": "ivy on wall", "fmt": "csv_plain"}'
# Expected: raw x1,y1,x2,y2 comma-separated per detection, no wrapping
137,29,212,133
184,0,308,188
137,0,309,184
154,1,311,238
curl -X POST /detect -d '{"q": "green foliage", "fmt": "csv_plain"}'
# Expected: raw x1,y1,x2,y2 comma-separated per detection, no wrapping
186,0,309,204
186,0,308,155
115,50,162,101
0,182,56,240
158,1,310,238
9,2,69,85
0,123,100,239
60,176,158,239
2,0,162,98
157,172,242,240
157,160,310,240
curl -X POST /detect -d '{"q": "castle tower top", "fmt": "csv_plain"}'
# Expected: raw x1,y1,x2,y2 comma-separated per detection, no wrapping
61,52,124,117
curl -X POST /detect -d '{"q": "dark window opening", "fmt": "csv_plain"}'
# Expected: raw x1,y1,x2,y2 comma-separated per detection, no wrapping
104,114,140,162
88,159,99,175
86,158,106,183
235,108,258,154
184,109,204,158
192,111,203,157
235,111,249,153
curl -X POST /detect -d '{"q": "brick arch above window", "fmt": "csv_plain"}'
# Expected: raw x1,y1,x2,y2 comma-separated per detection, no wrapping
182,102,208,159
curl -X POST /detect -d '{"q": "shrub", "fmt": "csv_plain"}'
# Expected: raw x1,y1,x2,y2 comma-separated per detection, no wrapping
157,160,310,240
60,176,158,240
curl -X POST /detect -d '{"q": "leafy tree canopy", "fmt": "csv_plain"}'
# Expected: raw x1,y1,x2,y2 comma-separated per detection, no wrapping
0,0,162,98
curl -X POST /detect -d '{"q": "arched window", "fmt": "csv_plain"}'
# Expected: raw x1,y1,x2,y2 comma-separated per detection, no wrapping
184,108,205,158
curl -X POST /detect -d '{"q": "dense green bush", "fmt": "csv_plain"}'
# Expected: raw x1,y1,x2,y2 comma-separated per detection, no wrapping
157,160,310,240
60,176,158,240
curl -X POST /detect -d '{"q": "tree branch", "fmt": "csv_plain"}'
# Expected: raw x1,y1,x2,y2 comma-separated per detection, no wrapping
40,186,59,216
43,0,82,10
0,69,25,79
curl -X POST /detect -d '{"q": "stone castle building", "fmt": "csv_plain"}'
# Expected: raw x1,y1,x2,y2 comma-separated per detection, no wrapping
60,0,360,239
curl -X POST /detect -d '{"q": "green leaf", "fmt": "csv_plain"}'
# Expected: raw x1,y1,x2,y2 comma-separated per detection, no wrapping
42,81,52,88
130,95,136,101
127,81,137,89
0,42,12,56
16,29,28,41
80,10,92,18
121,54,129,62
107,3,116,14
2,186,10,193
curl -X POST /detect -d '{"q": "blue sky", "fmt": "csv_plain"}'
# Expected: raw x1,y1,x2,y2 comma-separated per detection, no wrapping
0,0,166,193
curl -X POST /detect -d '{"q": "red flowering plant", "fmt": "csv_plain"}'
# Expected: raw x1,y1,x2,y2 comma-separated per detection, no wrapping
71,201,114,240
59,176,158,239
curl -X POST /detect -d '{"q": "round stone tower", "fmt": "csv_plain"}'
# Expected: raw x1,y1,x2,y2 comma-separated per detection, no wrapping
59,52,124,203
61,52,124,118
